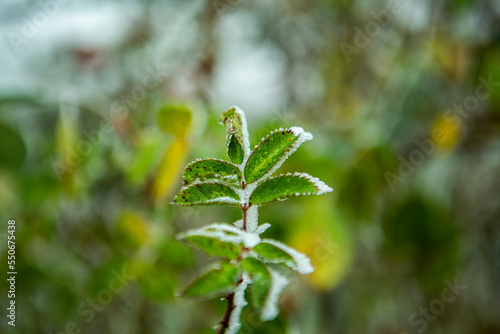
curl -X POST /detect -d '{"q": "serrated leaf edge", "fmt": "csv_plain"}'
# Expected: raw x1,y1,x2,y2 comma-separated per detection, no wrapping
245,127,313,184
171,181,240,206
249,172,333,205
181,158,241,186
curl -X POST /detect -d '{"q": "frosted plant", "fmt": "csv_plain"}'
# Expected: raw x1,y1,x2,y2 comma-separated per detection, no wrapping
171,107,333,334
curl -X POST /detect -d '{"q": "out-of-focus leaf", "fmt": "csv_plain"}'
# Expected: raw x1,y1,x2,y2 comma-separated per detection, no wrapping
252,239,313,274
53,106,81,189
127,130,165,185
431,114,461,151
182,159,241,186
171,182,240,206
241,257,271,312
182,263,241,299
288,197,353,291
249,173,332,205
0,123,26,171
177,223,260,250
116,210,148,249
220,107,248,164
157,105,192,137
152,138,189,203
244,128,312,183
183,235,241,260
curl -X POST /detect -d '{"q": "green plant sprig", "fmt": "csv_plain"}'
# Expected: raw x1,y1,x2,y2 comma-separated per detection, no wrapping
171,106,333,334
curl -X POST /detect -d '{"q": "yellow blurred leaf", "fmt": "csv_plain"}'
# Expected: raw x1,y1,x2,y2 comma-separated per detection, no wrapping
288,198,352,291
431,114,461,151
152,138,189,203
157,105,192,137
54,106,81,190
117,210,149,248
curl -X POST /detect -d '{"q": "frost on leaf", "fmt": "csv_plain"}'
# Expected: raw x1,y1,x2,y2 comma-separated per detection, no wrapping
241,258,271,313
182,159,242,186
250,173,333,205
179,234,241,260
177,223,261,251
220,107,250,165
204,223,261,248
226,274,250,334
171,182,240,206
245,205,259,233
252,239,314,274
244,127,313,184
182,263,241,299
254,223,271,235
260,268,289,321
171,106,334,333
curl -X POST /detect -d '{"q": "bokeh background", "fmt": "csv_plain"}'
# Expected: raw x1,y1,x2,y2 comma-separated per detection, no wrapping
1,0,500,333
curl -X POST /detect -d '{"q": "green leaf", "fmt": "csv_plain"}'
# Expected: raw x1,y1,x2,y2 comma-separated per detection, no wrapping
182,263,241,299
252,239,314,274
178,223,261,252
228,135,244,165
244,127,312,183
171,182,240,206
182,159,242,186
220,107,249,165
250,173,332,205
241,258,271,311
177,224,251,260
183,235,242,260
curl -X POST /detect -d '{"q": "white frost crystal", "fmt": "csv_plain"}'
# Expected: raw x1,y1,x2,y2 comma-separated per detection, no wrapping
226,274,250,334
176,107,333,334
178,223,261,248
292,172,333,195
254,223,271,235
245,205,259,233
231,106,251,159
261,269,289,321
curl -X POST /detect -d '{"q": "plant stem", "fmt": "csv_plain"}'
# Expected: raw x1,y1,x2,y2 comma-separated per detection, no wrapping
242,205,248,231
218,179,248,332
217,292,235,334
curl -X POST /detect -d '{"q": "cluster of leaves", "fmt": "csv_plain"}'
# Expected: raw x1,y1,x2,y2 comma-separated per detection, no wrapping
172,107,332,334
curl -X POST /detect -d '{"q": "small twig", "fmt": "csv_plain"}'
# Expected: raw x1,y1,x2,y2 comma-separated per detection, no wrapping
217,293,235,334
242,205,248,231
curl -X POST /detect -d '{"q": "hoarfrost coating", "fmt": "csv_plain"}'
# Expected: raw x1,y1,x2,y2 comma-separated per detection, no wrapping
226,274,250,334
261,269,289,321
173,106,333,334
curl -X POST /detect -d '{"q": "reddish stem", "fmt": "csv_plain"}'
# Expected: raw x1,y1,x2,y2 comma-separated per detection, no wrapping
217,293,235,334
242,205,248,231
